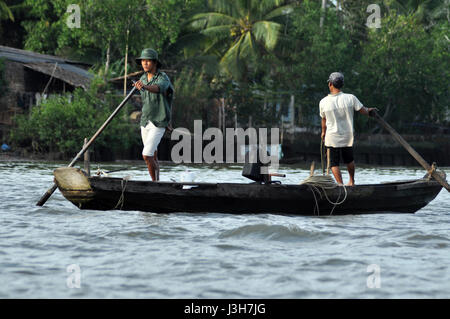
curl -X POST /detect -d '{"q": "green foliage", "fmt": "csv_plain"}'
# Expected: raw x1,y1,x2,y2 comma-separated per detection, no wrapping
21,0,67,54
0,0,14,21
187,0,297,81
22,0,201,72
10,84,139,157
172,67,212,131
8,0,450,144
356,12,449,130
384,0,450,27
271,0,356,126
228,82,283,127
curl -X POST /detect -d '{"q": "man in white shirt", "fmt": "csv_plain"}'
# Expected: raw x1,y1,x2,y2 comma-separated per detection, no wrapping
319,72,375,186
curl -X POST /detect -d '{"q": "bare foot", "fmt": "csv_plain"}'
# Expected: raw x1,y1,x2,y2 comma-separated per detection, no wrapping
346,181,355,186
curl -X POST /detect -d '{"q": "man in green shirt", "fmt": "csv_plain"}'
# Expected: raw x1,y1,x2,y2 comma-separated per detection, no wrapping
134,48,174,181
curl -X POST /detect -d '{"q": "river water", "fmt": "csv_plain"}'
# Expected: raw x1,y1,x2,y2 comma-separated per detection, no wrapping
0,160,449,299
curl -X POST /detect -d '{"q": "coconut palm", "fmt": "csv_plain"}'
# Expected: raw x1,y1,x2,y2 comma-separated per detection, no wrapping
188,0,296,81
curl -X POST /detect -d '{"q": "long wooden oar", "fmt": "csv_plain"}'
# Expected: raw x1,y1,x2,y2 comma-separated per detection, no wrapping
36,86,138,206
370,110,450,192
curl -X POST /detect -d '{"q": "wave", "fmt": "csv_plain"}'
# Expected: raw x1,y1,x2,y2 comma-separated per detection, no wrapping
218,223,334,242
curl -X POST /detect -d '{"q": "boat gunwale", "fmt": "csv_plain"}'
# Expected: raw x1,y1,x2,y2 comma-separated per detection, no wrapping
87,175,439,189
54,167,444,214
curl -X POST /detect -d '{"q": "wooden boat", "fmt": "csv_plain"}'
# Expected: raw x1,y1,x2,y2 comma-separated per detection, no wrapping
53,167,444,215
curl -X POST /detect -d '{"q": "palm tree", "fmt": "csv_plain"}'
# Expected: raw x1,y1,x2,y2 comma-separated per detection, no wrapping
188,0,296,81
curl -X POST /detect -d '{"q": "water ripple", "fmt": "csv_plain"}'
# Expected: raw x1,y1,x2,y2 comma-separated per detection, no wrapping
0,161,449,298
218,223,335,242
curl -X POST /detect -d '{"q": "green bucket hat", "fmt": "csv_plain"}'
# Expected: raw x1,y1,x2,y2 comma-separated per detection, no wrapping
135,48,162,68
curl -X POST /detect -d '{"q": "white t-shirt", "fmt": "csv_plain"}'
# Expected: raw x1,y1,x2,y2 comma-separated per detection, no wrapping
319,92,363,147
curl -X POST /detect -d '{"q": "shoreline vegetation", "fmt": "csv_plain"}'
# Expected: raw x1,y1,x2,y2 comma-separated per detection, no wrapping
3,130,450,167
1,0,448,166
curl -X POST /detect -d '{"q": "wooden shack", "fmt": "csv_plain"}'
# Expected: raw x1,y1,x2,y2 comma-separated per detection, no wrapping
0,45,93,141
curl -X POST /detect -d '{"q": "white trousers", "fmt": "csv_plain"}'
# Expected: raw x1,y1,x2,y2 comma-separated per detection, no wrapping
141,121,166,157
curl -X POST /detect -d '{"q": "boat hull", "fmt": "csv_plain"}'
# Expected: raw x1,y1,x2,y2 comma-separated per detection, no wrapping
53,167,443,216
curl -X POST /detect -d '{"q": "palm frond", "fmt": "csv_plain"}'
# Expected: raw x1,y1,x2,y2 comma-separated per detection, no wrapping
200,25,234,39
239,31,257,59
263,3,295,20
253,0,286,16
220,34,246,77
169,33,208,57
253,20,281,51
208,0,235,15
190,12,237,29
235,0,250,19
0,1,14,21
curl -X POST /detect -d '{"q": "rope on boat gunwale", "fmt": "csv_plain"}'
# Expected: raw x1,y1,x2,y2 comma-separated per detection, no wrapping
301,139,349,216
114,175,131,210
300,175,348,216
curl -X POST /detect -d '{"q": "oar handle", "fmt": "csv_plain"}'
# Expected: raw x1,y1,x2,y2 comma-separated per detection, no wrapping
371,110,450,192
36,86,138,206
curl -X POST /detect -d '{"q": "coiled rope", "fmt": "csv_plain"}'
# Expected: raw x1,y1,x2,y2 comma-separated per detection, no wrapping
299,140,348,215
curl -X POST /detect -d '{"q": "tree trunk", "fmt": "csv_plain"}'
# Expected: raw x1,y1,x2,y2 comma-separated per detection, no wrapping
289,94,295,129
337,0,342,25
222,98,226,131
105,40,111,80
123,29,129,97
383,100,392,120
218,98,222,131
320,0,327,28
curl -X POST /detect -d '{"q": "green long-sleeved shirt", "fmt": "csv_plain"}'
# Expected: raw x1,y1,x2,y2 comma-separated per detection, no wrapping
139,70,174,128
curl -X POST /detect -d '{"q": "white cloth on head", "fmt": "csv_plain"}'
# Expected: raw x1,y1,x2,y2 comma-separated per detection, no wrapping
141,121,166,156
319,92,363,147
